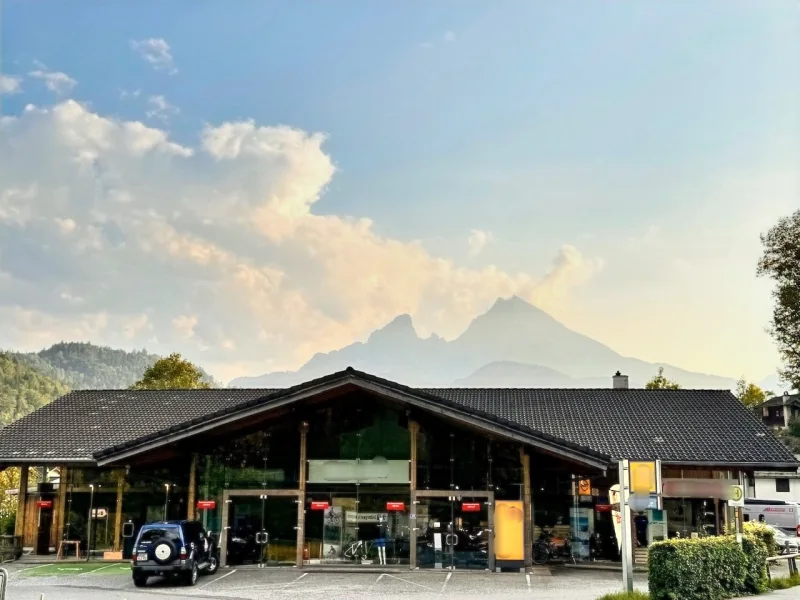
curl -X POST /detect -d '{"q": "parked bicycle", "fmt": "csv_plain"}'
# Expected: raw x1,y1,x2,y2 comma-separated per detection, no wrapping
343,539,373,561
532,530,572,565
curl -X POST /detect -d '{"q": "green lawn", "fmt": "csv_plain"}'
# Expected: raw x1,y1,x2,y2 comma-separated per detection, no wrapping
20,562,130,577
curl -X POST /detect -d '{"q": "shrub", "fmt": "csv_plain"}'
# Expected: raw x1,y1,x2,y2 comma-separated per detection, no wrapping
743,521,777,555
740,534,769,594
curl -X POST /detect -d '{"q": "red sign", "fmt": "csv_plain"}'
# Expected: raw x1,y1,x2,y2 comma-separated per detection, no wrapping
197,500,216,510
595,504,612,512
36,500,52,509
310,501,330,511
462,502,482,512
386,502,405,511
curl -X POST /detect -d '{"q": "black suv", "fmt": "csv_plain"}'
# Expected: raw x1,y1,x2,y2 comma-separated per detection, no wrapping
131,520,219,587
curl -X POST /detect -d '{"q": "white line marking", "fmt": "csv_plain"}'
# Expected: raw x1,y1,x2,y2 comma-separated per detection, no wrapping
202,568,236,588
367,573,385,591
283,572,309,587
79,563,117,575
13,564,53,576
384,573,436,590
440,571,452,594
526,573,532,591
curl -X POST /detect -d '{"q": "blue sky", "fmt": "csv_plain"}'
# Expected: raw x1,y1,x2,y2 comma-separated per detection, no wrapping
1,0,797,383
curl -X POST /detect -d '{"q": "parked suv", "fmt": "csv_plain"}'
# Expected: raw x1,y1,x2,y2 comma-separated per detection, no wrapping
131,520,219,587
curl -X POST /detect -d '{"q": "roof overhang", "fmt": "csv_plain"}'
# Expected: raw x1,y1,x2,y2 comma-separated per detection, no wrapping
95,370,611,470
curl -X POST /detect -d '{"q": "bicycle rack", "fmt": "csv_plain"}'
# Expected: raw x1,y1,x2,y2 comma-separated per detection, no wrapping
0,567,8,599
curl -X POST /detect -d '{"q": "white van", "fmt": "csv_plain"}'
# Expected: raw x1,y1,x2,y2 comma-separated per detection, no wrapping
743,498,800,536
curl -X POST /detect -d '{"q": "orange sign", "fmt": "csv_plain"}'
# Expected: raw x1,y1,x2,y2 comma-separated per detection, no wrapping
577,479,592,495
494,501,524,561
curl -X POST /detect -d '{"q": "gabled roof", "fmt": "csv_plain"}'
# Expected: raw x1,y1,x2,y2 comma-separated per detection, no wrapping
0,368,795,470
761,393,800,408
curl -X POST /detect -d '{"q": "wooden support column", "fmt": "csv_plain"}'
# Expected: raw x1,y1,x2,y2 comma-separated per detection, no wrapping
187,454,198,521
409,420,419,570
113,470,125,551
295,421,309,568
219,490,231,568
14,466,29,539
52,466,68,547
520,449,532,570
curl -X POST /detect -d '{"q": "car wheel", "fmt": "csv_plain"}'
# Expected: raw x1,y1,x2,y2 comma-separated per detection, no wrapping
184,561,198,586
133,574,148,588
204,553,219,575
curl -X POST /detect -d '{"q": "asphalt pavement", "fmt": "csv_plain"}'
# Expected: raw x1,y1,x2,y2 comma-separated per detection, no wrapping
4,564,649,600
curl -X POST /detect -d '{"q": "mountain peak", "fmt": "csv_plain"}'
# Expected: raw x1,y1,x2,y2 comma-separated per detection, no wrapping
487,295,545,316
367,314,418,343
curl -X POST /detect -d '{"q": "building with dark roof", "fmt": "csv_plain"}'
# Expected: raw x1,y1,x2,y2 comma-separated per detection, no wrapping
1,367,795,570
758,391,800,429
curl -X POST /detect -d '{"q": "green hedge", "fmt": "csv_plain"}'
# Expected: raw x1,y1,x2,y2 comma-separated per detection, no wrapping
648,534,768,600
743,521,777,555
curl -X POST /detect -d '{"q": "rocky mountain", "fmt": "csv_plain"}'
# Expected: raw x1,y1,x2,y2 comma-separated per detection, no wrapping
231,296,738,389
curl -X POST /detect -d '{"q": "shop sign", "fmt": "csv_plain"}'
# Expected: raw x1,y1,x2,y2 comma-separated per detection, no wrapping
461,502,481,512
310,501,330,511
91,508,108,519
197,500,216,510
36,500,52,509
386,501,405,511
577,479,592,496
595,504,612,512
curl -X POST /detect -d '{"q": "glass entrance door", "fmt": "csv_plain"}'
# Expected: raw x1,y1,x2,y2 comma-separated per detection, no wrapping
225,494,298,566
416,495,491,570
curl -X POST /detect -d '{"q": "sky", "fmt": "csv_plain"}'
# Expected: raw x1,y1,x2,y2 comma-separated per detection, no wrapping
0,1,797,384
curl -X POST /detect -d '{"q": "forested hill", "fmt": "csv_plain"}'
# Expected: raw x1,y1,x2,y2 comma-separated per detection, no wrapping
9,342,161,390
0,353,69,425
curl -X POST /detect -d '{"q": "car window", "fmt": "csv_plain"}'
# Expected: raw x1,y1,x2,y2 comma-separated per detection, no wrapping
139,527,181,544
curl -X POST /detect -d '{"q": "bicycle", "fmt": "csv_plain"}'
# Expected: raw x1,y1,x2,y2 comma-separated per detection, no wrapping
343,539,373,562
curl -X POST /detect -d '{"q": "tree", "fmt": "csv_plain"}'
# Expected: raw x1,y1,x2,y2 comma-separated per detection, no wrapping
645,367,681,390
757,210,800,391
130,353,211,390
735,378,767,408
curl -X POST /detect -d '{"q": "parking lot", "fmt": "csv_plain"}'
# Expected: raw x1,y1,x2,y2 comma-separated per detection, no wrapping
5,564,649,600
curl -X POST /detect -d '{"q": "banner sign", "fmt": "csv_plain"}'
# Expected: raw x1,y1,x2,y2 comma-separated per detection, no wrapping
310,501,330,511
197,500,216,510
36,500,52,508
386,501,405,511
461,502,481,512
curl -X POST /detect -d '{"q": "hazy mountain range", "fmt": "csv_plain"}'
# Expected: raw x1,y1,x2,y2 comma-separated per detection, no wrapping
231,296,756,390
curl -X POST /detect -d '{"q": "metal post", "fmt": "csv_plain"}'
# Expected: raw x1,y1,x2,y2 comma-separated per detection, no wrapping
619,460,634,593
409,420,419,570
86,484,95,562
163,484,171,521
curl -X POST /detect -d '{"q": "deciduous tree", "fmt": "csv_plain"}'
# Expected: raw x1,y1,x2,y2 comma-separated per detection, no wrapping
130,353,211,390
735,378,767,408
645,367,681,390
758,210,800,391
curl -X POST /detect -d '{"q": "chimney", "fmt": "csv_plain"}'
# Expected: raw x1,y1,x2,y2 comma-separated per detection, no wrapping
613,371,629,390
784,391,791,428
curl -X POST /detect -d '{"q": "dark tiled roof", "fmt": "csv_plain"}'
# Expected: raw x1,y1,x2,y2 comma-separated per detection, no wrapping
421,387,797,466
0,368,795,468
761,393,800,408
0,389,274,462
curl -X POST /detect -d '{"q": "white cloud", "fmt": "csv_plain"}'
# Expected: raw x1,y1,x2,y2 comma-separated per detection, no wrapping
0,75,22,95
130,38,177,74
146,95,179,122
0,100,601,379
120,88,142,99
467,229,491,256
28,68,77,95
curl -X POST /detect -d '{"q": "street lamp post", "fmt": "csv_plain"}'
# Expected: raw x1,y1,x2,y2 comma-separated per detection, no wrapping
86,484,95,562
163,484,171,521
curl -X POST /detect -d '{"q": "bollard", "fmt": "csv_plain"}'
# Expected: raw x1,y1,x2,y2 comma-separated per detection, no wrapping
0,568,7,599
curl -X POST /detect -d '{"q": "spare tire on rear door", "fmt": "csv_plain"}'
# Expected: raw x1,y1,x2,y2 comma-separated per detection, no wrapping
152,538,177,564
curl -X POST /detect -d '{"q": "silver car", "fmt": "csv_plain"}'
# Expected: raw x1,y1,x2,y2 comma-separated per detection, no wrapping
766,524,800,555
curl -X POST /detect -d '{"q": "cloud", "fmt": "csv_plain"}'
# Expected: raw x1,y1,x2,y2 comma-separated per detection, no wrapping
28,68,77,95
146,95,179,122
0,100,601,380
0,75,22,95
130,38,177,74
443,31,456,42
467,229,491,256
119,88,142,99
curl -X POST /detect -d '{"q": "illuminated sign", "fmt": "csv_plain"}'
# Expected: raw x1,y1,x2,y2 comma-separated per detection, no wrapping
462,503,481,512
197,500,216,510
386,502,405,511
310,501,330,511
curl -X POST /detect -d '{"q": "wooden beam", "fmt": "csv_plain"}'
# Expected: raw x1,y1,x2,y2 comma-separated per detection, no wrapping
295,421,309,568
53,466,68,547
187,454,198,521
14,466,28,538
113,471,124,551
521,449,532,570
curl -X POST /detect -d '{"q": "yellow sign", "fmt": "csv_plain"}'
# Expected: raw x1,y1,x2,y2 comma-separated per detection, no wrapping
577,479,592,496
494,501,524,561
629,461,658,495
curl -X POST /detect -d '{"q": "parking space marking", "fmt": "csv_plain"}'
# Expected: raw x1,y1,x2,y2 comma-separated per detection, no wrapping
12,564,53,577
367,573,385,592
384,573,437,591
440,571,452,594
526,573,531,591
283,572,308,587
78,563,114,576
202,568,237,587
